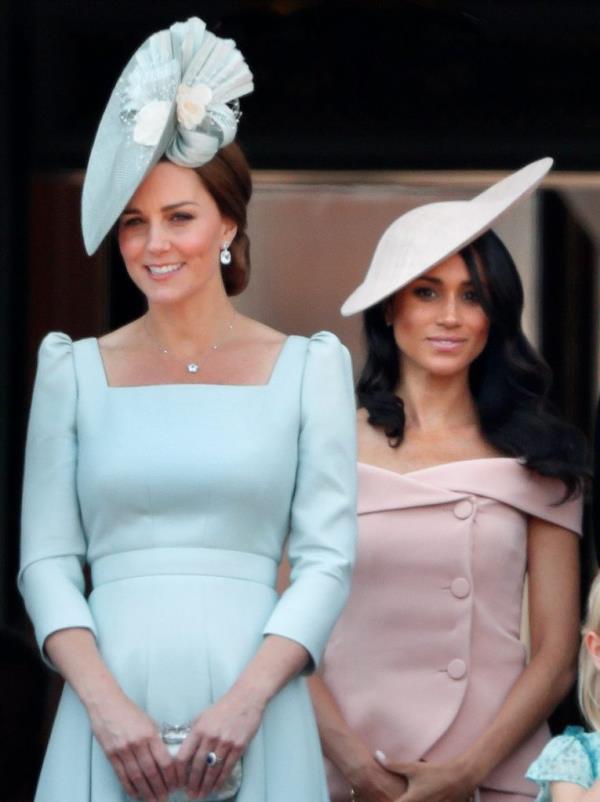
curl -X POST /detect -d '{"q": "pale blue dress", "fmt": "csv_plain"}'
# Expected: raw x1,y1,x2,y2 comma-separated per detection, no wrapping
19,330,357,802
527,726,600,802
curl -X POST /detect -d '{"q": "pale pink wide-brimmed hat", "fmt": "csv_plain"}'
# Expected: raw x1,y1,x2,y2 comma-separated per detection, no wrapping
340,157,553,317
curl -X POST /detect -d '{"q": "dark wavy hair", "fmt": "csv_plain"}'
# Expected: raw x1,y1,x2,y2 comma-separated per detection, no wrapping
357,229,587,498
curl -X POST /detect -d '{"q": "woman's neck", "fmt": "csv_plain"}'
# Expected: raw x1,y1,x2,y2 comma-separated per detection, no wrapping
396,367,478,432
144,286,236,353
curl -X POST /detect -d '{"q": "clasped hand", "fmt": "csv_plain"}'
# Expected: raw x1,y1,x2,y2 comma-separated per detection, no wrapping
91,687,264,802
90,692,177,802
174,687,264,800
373,752,476,802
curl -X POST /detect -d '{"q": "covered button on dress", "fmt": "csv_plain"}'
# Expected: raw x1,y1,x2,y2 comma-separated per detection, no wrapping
19,330,357,802
321,458,582,802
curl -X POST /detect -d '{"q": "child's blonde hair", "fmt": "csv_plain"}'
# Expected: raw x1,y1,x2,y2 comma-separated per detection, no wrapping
579,573,600,730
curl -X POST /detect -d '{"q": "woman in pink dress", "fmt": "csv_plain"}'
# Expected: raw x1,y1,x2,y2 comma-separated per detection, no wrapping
311,160,587,802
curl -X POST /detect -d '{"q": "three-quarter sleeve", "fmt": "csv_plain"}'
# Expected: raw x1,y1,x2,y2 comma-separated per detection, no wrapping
19,332,96,668
263,331,357,669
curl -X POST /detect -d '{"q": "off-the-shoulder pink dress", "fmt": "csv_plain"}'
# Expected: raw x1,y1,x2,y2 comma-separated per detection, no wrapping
320,458,582,802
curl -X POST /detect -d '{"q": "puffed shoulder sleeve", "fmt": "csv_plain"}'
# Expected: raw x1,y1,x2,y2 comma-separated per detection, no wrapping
263,332,357,669
19,332,96,668
526,728,595,801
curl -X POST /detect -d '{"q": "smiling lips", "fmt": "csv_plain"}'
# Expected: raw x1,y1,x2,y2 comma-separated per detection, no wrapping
146,263,184,279
426,336,467,352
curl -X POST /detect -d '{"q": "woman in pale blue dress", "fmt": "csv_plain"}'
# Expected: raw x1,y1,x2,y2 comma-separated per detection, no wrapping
19,18,356,802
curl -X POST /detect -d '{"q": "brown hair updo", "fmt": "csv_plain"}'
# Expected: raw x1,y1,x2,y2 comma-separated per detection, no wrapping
195,141,252,296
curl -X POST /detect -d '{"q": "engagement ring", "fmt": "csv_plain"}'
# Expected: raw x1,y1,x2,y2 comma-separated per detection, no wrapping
206,751,223,767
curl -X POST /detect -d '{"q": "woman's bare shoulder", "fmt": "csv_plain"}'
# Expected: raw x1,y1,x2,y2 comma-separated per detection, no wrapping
357,406,370,425
225,317,288,384
237,316,287,348
356,406,374,434
97,320,143,352
356,407,382,447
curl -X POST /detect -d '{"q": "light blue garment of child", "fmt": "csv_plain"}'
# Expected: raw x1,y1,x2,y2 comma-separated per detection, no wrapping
527,726,600,802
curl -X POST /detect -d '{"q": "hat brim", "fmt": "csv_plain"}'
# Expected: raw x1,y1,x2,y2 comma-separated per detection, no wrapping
81,30,179,256
340,157,553,316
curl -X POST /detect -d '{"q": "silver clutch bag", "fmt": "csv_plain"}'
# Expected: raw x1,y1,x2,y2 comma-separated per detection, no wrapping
161,724,242,802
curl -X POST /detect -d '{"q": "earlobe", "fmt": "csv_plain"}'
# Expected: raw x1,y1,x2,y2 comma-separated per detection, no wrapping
585,631,600,670
223,221,238,243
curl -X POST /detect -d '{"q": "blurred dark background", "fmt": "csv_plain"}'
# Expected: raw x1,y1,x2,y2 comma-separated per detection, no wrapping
13,0,600,171
2,1,600,799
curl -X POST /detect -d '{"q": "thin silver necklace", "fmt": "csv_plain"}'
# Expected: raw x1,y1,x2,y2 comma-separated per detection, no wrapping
143,314,236,375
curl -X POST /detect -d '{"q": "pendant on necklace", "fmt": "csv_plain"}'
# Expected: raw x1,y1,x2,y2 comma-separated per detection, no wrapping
187,363,199,374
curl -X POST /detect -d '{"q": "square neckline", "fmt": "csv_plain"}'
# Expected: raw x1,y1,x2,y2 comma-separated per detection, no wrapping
92,335,292,390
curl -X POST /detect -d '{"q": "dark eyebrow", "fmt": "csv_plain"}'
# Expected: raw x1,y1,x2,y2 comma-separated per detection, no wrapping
416,276,475,287
121,201,200,215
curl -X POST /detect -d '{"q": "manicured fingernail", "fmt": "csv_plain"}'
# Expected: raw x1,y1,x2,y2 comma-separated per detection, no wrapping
375,749,387,762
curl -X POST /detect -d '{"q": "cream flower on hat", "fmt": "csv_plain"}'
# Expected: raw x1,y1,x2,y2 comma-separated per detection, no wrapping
176,84,213,130
133,100,172,146
81,17,254,256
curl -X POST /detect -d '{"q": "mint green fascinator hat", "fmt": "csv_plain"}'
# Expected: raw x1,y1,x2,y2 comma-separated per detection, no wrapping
81,17,254,255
